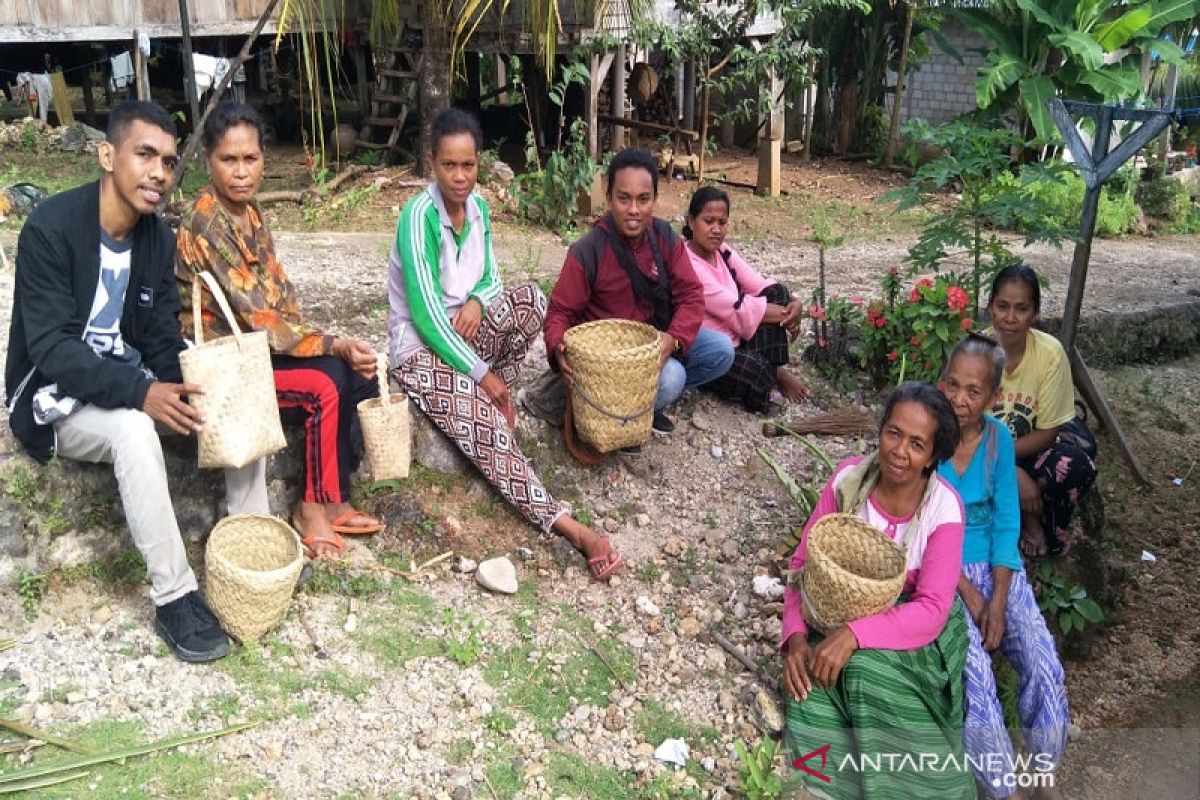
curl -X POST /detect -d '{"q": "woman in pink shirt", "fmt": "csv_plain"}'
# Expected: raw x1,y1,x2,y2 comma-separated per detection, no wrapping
683,187,808,411
780,382,975,799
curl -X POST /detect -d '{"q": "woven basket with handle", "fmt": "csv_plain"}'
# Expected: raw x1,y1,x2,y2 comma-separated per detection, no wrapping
800,512,908,632
563,319,661,453
205,513,304,642
179,271,286,469
357,353,410,481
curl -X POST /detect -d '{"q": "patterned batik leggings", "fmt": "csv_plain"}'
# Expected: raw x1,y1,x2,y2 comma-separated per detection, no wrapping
961,562,1070,798
392,283,566,532
1019,440,1097,556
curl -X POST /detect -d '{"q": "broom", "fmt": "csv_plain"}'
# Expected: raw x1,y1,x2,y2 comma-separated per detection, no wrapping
761,408,876,439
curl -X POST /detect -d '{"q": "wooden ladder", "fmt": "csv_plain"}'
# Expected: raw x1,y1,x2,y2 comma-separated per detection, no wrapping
358,23,424,156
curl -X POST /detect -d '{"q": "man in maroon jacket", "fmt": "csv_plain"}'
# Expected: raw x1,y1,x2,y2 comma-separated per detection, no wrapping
544,148,734,435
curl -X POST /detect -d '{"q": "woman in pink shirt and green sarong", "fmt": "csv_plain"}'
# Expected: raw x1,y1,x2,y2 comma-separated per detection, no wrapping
781,382,975,800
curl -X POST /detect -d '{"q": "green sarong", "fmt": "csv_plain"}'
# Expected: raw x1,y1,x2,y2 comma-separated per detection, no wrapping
784,599,976,800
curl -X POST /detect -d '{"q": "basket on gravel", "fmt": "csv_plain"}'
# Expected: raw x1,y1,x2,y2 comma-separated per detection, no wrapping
205,514,304,642
563,319,661,453
799,513,907,632
357,353,410,481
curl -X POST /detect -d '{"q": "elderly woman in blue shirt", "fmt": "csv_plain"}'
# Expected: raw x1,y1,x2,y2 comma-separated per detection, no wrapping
938,334,1069,800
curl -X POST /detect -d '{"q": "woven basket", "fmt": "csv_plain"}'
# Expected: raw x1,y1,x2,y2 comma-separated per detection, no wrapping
179,271,286,469
205,514,304,642
800,513,907,632
357,353,410,481
563,320,661,453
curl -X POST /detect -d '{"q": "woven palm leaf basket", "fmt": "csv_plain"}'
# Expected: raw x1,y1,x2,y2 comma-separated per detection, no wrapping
205,514,304,642
357,353,410,481
799,512,908,632
563,319,661,453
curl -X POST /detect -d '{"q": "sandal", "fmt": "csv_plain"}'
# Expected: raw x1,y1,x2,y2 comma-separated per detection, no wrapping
330,509,383,536
299,528,346,559
587,540,625,582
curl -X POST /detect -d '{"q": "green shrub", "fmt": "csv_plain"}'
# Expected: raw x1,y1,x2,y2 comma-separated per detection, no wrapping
988,162,1140,237
1137,176,1192,224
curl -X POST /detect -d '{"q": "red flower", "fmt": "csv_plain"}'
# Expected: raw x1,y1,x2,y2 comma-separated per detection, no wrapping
910,336,922,346
808,305,827,321
960,317,974,331
873,315,888,328
887,350,899,362
888,267,899,276
909,287,921,302
946,286,970,313
849,294,864,307
818,337,827,348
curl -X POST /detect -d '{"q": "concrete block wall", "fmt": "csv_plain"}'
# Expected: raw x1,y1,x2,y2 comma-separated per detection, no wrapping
887,18,989,126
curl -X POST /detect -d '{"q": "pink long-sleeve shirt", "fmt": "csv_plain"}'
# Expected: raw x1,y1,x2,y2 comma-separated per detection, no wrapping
685,243,775,346
780,457,966,651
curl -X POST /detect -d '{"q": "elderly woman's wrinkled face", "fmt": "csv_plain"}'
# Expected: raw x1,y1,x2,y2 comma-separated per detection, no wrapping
207,122,263,213
941,353,997,433
878,400,938,489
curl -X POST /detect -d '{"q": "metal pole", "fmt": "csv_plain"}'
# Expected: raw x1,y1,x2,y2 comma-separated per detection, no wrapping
178,0,202,132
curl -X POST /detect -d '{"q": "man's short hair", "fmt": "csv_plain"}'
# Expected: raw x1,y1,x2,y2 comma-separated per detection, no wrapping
606,148,659,197
107,101,177,146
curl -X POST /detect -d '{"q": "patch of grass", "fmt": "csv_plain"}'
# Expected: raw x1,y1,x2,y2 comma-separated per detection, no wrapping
217,638,306,711
485,710,518,735
40,682,79,704
406,463,469,493
546,752,704,799
441,610,486,666
314,667,373,701
3,463,39,506
445,737,474,766
59,551,147,588
186,692,243,725
6,718,271,799
358,586,443,667
636,699,720,748
17,568,47,613
482,636,634,734
635,563,661,583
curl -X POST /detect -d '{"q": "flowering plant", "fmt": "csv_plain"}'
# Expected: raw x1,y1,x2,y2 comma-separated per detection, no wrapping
804,291,866,371
861,273,974,384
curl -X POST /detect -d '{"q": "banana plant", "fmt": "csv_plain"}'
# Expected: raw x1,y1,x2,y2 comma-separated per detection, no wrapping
955,0,1200,142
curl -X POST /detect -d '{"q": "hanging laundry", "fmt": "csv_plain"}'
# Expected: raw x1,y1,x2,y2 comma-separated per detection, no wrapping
109,52,134,91
15,72,53,123
191,54,231,102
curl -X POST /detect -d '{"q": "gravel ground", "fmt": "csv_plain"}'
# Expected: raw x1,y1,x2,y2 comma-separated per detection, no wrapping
0,220,1196,798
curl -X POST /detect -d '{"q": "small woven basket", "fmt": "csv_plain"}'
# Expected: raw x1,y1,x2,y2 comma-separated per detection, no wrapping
357,353,410,481
205,514,304,642
800,513,907,632
564,320,661,453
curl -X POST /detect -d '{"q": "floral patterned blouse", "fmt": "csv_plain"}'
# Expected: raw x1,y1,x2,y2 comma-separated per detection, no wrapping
174,188,333,357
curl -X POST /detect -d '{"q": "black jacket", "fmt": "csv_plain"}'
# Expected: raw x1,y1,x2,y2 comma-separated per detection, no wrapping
5,181,185,463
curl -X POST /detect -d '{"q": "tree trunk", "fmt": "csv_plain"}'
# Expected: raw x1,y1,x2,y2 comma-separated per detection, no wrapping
833,79,858,154
884,2,915,167
697,58,712,182
418,9,451,177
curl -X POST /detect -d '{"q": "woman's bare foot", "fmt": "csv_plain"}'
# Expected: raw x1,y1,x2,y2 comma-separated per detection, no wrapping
1020,515,1048,558
553,516,624,581
293,501,344,559
775,367,810,402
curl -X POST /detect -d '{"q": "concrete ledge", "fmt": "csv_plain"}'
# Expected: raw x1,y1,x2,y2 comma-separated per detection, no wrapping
1042,297,1200,367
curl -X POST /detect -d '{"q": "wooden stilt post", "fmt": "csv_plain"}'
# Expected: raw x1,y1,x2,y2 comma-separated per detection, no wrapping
1049,99,1174,487
132,30,146,101
682,60,696,131
756,62,783,197
178,0,202,131
611,43,626,149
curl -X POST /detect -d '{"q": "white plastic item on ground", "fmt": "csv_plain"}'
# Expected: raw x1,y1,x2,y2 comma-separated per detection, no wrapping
653,737,689,767
752,574,785,599
1141,550,1157,563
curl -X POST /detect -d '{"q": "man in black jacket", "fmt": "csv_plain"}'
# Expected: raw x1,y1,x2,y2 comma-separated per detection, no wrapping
5,101,266,662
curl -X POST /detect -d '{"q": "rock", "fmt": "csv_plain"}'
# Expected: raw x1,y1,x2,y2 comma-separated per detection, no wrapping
752,575,785,599
476,557,518,594
634,742,655,759
91,605,114,625
489,160,515,187
732,602,748,620
603,518,620,533
718,691,736,712
721,540,740,561
711,445,724,459
635,596,661,617
57,121,104,154
410,409,469,473
456,556,478,574
635,513,651,528
678,617,702,637
554,728,571,744
603,705,626,732
754,690,785,734
444,515,463,535
65,690,85,704
690,413,713,432
343,613,359,634
662,536,685,558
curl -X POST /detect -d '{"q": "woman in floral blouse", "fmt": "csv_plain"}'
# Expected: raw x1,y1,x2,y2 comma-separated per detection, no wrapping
175,102,381,558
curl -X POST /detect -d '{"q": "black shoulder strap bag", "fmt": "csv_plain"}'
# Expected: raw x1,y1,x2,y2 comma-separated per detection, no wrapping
598,214,674,331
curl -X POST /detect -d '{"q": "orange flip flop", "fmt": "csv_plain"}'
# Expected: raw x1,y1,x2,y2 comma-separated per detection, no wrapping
330,509,383,536
299,528,346,559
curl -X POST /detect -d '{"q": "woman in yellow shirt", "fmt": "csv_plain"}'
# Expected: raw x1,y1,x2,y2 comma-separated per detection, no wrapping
986,263,1097,558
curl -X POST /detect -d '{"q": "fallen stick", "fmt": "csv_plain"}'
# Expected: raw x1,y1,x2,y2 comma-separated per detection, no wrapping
257,164,370,206
710,629,779,691
0,739,42,755
295,603,326,658
0,718,94,755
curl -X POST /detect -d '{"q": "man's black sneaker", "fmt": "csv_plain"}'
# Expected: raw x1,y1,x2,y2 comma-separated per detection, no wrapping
651,410,675,436
155,591,231,663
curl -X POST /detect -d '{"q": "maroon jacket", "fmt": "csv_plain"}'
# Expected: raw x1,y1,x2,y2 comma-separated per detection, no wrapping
544,215,705,363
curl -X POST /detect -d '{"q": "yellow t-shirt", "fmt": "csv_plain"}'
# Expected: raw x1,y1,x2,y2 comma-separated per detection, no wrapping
986,328,1076,439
